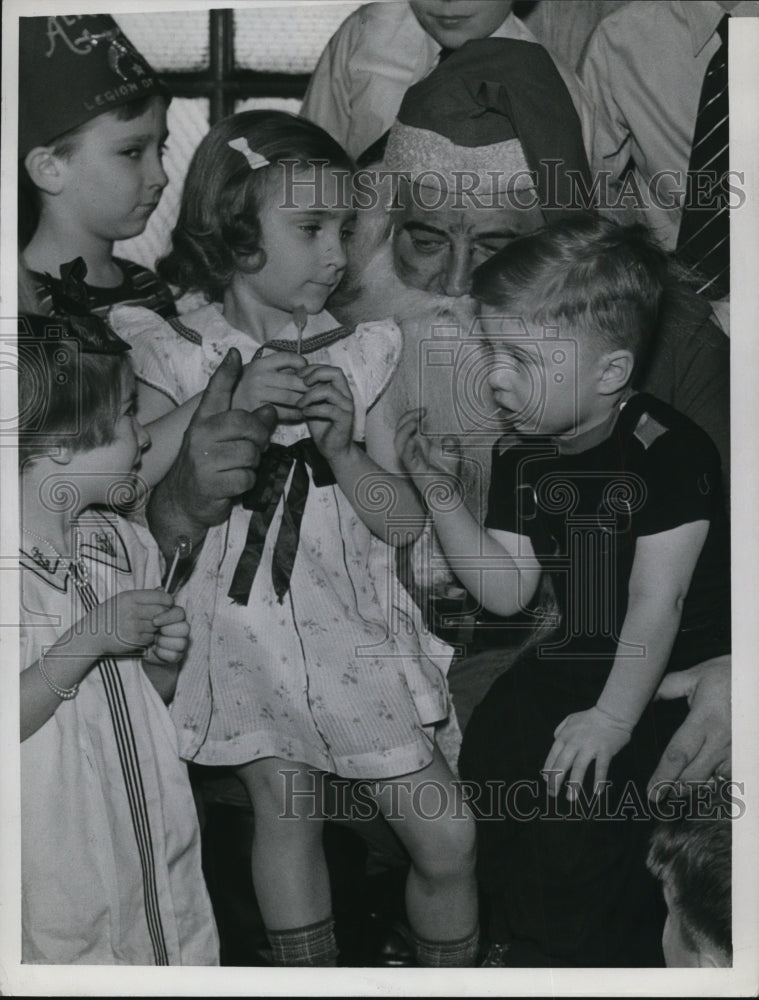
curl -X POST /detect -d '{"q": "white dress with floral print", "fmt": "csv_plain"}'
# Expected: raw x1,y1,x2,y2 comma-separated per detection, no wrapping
112,303,453,779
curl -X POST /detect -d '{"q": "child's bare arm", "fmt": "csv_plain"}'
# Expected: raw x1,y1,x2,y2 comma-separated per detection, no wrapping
21,589,174,741
133,380,200,489
543,520,709,799
395,409,542,615
298,364,426,544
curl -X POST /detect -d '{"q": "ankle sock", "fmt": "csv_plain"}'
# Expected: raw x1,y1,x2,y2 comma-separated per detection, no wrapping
413,924,480,967
265,916,338,966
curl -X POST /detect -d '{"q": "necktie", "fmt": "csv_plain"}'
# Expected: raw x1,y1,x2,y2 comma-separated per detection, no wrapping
438,45,455,63
676,15,730,300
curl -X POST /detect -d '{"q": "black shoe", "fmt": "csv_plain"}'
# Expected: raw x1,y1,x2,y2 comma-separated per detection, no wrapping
479,941,511,967
371,916,417,967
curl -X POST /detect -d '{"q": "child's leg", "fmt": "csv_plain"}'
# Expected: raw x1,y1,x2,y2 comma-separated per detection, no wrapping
369,744,479,966
235,758,337,966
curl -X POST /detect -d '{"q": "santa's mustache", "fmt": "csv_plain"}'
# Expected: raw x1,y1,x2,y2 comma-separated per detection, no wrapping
329,228,477,332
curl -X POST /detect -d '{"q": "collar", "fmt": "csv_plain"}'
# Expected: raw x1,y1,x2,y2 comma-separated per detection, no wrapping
215,302,340,350
20,509,131,591
683,1,732,57
551,407,620,456
20,537,70,592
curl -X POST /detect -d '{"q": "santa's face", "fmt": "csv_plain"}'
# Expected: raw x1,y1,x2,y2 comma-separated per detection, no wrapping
391,179,544,297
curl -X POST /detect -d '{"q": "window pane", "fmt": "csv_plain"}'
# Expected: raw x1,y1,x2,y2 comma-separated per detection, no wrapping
234,97,302,115
234,3,363,73
114,11,209,73
115,98,210,271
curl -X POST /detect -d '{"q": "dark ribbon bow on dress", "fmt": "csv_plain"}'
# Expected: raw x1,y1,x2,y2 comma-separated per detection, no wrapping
227,438,337,606
227,323,355,607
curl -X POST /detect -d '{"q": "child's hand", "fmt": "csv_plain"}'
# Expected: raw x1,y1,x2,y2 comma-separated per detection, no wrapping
542,706,634,800
144,603,190,665
90,589,175,657
395,408,461,493
298,364,355,461
235,351,308,421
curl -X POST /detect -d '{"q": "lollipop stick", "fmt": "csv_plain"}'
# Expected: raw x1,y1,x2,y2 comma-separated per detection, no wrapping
293,305,308,355
164,535,192,593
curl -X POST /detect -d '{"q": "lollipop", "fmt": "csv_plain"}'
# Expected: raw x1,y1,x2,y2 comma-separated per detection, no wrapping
164,535,192,594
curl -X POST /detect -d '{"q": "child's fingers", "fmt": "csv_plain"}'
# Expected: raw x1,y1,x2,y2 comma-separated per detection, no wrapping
591,752,611,793
148,637,188,663
395,409,424,439
152,605,186,628
255,351,308,373
394,423,418,462
258,385,307,408
133,588,174,608
300,364,352,393
298,384,353,413
398,406,426,422
567,752,595,800
156,619,190,639
542,739,575,797
301,404,349,425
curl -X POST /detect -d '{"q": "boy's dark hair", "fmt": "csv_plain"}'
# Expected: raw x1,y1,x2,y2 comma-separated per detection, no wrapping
470,213,670,373
19,96,166,251
18,314,128,466
647,809,732,962
158,110,355,301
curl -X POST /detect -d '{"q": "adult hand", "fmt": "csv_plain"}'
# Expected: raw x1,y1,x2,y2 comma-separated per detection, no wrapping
647,655,731,798
147,348,277,558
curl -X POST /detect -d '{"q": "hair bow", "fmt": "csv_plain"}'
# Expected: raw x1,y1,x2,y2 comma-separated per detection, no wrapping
228,137,270,170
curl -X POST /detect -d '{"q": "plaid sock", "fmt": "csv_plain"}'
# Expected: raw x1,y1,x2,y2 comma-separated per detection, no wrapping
414,924,480,967
266,917,338,966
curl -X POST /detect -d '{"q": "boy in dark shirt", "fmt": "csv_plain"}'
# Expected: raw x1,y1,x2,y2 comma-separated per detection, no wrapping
396,214,730,966
19,15,177,319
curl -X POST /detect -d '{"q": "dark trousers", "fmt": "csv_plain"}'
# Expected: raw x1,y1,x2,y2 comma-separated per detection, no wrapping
458,648,690,967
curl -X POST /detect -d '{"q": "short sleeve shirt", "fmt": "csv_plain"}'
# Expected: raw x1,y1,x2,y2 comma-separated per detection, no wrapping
485,393,729,656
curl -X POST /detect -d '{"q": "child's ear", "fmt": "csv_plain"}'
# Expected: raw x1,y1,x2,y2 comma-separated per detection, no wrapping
48,445,73,466
24,147,67,196
598,349,634,396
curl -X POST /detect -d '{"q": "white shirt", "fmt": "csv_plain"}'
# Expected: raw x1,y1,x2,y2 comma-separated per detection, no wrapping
20,511,219,964
580,0,759,250
300,1,603,161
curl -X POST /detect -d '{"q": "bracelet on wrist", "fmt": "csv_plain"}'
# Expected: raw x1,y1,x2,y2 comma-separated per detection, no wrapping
37,651,80,700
